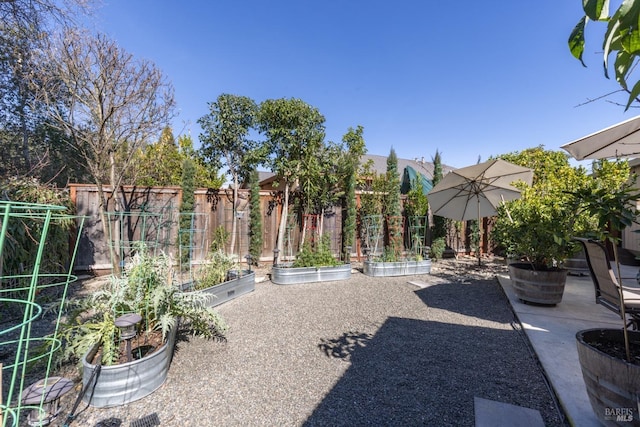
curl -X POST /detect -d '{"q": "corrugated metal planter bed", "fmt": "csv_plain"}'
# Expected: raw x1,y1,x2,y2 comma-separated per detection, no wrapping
81,325,178,408
271,263,351,285
363,259,432,277
182,270,256,307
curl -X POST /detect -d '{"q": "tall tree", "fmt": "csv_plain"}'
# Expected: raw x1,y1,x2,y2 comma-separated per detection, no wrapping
340,125,367,260
135,127,183,186
256,98,326,263
248,168,263,265
34,29,176,272
569,0,640,109
198,94,261,255
431,149,447,240
384,147,402,257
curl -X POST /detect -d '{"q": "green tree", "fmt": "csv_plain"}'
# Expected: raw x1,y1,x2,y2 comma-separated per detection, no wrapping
178,157,196,268
569,0,640,109
248,168,263,265
383,147,402,257
340,125,367,261
199,94,261,255
493,147,606,268
179,134,224,189
256,98,326,264
135,127,183,186
431,150,447,240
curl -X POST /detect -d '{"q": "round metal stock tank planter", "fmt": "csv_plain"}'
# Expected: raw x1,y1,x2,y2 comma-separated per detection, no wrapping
363,260,432,277
576,328,640,426
508,262,568,305
81,325,178,408
271,263,351,285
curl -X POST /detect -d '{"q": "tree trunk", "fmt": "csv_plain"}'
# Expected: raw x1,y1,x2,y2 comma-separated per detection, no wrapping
276,182,290,264
229,176,238,256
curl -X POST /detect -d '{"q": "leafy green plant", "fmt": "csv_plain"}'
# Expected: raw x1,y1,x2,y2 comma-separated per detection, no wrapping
58,245,227,365
210,225,230,252
430,237,446,261
292,234,339,268
0,177,75,276
492,148,601,269
193,250,237,291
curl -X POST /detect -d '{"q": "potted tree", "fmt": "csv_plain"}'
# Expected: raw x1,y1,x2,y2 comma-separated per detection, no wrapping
570,161,640,425
59,245,227,407
493,148,597,305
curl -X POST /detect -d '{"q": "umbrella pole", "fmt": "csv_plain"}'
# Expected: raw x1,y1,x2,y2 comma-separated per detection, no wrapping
477,196,481,266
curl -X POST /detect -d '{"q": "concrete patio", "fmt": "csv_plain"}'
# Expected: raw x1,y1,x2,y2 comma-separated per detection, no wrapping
498,264,640,427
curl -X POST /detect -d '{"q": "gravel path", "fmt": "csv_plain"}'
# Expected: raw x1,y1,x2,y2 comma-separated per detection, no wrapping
55,257,567,427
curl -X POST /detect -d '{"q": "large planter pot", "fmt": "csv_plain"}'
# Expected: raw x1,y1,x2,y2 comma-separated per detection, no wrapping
565,249,589,276
576,328,640,426
271,263,351,285
82,325,178,408
508,262,568,305
363,259,432,277
183,270,255,307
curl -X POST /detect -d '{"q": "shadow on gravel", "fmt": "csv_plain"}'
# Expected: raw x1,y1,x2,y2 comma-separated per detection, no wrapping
305,316,566,427
413,279,513,324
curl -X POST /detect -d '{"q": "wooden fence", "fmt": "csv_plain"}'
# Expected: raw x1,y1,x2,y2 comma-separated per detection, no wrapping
69,184,478,274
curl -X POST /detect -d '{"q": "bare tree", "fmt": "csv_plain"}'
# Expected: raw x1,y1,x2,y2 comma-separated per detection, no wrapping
34,28,176,271
0,0,93,176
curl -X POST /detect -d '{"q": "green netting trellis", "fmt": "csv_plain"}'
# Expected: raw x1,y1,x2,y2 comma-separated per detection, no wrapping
0,200,85,427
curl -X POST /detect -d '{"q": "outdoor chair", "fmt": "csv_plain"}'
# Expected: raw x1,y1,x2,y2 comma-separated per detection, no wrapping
574,237,640,330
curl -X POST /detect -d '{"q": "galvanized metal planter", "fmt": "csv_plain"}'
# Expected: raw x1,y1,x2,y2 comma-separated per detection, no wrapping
82,325,178,408
363,260,432,277
182,270,256,307
271,263,351,285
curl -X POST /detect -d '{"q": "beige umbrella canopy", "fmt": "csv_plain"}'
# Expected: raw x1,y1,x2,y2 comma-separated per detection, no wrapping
427,159,534,264
561,114,640,160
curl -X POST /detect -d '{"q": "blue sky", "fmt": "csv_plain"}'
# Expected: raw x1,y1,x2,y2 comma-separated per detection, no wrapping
89,1,634,169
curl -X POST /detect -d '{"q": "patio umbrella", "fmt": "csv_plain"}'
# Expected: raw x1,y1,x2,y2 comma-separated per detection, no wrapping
561,114,640,160
427,159,534,265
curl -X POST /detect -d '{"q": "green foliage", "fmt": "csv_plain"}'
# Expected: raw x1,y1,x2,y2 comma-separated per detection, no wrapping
198,94,260,176
179,157,197,267
404,177,429,218
340,125,366,257
431,150,448,240
0,177,75,275
58,245,227,365
383,148,401,219
248,169,263,265
569,0,640,109
292,234,339,268
210,226,230,253
256,97,327,260
135,127,183,186
491,147,622,269
257,98,326,186
570,160,640,245
193,250,237,291
430,237,446,261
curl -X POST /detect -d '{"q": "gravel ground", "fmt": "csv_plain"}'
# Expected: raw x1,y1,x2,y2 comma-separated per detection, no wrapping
48,256,567,427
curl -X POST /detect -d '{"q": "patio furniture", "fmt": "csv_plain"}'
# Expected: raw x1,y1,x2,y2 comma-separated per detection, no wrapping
574,237,640,329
